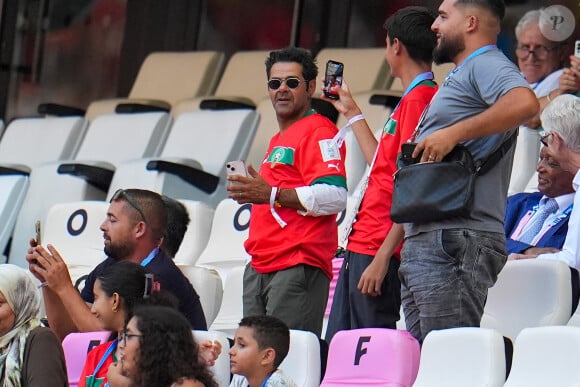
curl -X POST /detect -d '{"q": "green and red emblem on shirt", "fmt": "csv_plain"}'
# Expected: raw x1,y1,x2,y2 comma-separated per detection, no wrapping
267,146,295,166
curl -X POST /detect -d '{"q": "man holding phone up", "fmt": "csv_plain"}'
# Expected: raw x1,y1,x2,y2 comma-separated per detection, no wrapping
227,47,347,336
322,7,438,342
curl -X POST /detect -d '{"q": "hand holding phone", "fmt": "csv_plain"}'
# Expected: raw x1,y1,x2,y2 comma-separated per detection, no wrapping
323,60,344,100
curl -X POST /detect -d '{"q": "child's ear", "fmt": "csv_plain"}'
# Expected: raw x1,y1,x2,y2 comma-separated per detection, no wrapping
260,348,276,367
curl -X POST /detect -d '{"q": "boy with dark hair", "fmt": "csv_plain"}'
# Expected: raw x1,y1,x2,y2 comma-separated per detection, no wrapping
229,315,297,387
324,6,438,342
161,195,191,258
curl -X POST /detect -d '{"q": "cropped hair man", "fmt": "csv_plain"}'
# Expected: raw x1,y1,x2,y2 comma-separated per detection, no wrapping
398,0,539,342
27,188,207,340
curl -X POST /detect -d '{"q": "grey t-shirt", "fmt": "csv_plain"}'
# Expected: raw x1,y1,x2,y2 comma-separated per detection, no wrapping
406,47,530,236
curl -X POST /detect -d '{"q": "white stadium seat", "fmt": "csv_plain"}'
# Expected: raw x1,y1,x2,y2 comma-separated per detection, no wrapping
413,327,507,387
107,109,259,208
480,259,572,341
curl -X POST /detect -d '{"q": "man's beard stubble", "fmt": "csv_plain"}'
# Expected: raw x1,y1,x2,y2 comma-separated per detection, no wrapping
433,33,465,65
104,241,133,261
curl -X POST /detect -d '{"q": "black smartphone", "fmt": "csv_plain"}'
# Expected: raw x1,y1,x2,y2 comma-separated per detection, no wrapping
398,142,422,168
323,60,344,100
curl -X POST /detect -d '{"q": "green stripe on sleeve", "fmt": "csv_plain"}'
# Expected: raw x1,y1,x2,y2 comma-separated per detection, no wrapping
311,175,347,189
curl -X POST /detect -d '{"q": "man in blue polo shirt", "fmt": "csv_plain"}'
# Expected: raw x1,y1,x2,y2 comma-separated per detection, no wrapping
27,189,206,340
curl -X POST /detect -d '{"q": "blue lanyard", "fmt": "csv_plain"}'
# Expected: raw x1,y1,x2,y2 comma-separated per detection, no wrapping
384,71,435,134
141,248,158,267
93,339,117,380
260,373,273,387
392,71,435,114
247,373,273,387
444,44,496,84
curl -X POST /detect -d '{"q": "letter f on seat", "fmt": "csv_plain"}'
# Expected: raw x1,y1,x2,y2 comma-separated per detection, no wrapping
354,336,371,365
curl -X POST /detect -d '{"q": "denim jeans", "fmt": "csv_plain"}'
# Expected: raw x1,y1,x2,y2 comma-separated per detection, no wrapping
399,229,507,343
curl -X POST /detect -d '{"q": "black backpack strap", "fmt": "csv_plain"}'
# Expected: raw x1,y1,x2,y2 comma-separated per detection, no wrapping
476,129,518,175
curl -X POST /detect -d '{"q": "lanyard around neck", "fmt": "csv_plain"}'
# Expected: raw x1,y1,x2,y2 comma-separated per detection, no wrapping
382,71,435,138
93,339,117,378
390,71,435,117
141,247,159,267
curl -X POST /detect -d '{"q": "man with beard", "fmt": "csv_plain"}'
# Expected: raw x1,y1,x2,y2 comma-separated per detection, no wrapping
27,189,207,340
399,0,539,343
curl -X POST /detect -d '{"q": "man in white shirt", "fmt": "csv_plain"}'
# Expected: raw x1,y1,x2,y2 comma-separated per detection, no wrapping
515,95,580,270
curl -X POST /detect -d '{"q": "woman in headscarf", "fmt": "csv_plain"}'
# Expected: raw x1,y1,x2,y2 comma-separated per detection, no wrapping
0,264,67,386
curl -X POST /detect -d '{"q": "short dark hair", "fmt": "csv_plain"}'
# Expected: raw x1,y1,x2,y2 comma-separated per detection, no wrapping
131,305,218,387
456,0,505,21
98,261,178,324
265,47,318,83
112,189,167,243
239,315,290,369
161,196,190,258
383,6,437,64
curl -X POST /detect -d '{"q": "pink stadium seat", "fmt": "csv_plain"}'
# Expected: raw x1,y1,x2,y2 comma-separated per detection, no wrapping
321,328,420,387
62,331,111,387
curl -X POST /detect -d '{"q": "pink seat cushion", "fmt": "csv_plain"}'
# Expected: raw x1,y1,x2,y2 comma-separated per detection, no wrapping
61,331,111,387
321,328,420,386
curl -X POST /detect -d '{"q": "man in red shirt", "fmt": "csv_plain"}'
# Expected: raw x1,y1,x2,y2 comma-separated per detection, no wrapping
323,7,438,342
227,47,347,336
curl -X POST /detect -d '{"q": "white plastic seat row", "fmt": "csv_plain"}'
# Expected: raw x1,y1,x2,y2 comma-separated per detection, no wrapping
0,115,88,262
107,109,260,209
414,326,580,386
8,111,171,266
9,107,260,267
85,51,226,121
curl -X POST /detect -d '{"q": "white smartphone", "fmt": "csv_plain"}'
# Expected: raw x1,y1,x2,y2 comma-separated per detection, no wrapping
575,40,580,58
225,160,249,177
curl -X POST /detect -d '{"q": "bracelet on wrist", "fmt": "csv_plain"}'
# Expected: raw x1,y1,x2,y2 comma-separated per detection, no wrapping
275,188,282,207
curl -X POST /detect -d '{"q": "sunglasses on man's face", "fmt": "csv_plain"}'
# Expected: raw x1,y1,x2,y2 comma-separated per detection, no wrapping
267,77,302,90
110,189,146,222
